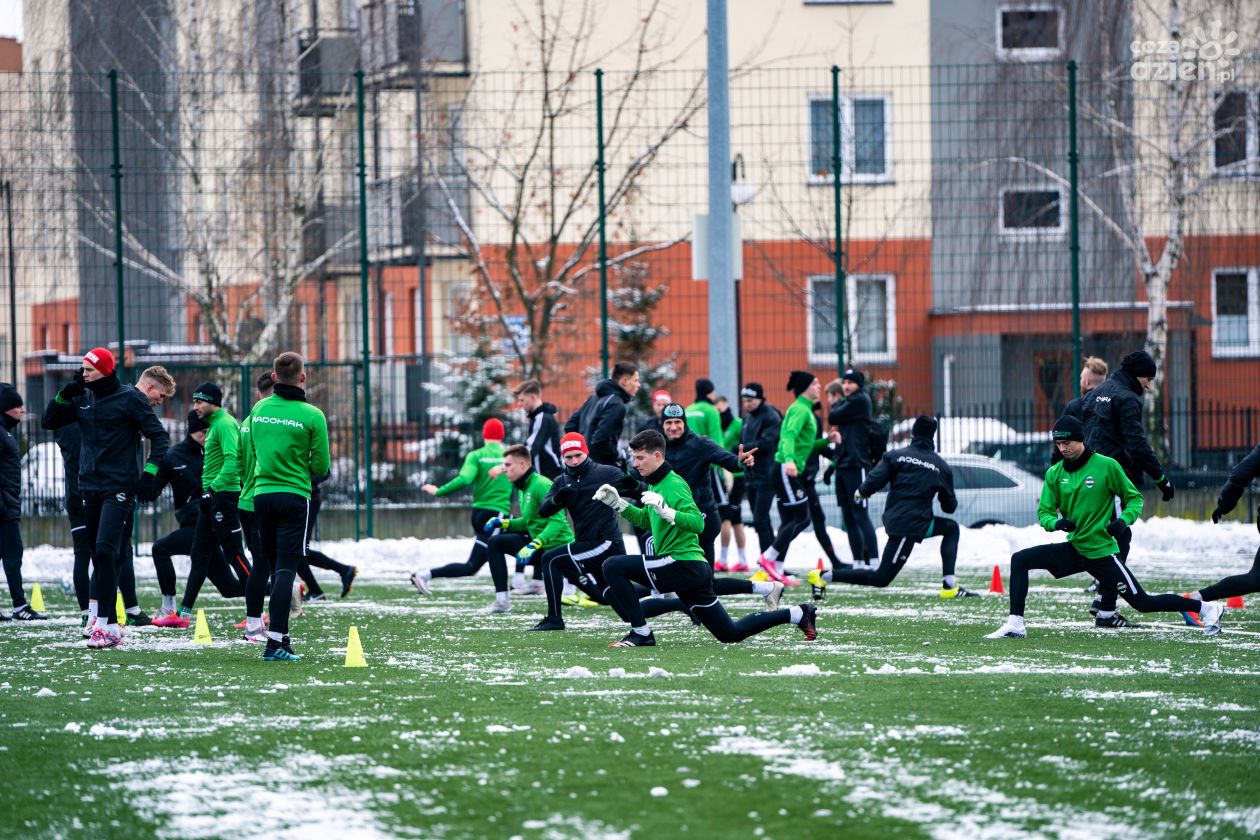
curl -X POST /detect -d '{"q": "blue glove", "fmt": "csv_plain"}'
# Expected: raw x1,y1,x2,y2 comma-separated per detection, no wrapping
516,538,543,564
484,517,505,533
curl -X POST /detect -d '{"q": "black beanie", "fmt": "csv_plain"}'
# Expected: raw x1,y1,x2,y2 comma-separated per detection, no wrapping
695,378,715,400
911,415,937,439
740,382,764,400
786,370,815,397
187,409,210,435
841,368,865,389
1052,414,1085,442
662,402,686,421
0,383,22,413
192,381,223,407
1120,350,1156,379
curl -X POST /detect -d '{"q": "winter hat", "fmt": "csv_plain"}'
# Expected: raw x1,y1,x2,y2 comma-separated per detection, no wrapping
662,402,686,421
841,368,865,389
695,378,715,400
786,370,815,397
482,418,505,441
559,432,588,456
911,415,938,439
187,409,210,435
192,382,223,407
1052,414,1085,443
83,347,115,377
652,389,672,406
0,383,21,413
1120,350,1157,379
740,382,765,401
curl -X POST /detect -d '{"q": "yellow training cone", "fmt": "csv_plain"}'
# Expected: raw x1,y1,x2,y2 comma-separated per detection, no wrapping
29,583,45,613
116,593,127,627
193,609,213,645
344,625,367,667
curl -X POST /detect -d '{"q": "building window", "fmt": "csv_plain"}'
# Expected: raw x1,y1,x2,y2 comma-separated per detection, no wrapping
808,95,891,184
1213,268,1260,357
808,274,896,366
1214,89,1259,176
997,5,1063,60
1000,187,1064,236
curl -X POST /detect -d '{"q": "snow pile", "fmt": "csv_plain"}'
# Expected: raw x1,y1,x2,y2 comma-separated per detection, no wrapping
777,663,822,676
34,687,56,697
560,666,594,679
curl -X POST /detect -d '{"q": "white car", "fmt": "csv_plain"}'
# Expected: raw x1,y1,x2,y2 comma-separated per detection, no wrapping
22,440,66,515
888,416,1021,455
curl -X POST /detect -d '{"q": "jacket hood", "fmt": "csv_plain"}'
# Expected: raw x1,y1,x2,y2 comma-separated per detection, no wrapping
0,413,17,431
1113,369,1144,397
532,402,558,416
910,437,936,452
273,382,308,402
595,379,630,402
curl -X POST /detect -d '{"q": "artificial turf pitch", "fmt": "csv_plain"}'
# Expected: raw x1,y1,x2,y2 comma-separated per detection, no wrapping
1,571,1257,839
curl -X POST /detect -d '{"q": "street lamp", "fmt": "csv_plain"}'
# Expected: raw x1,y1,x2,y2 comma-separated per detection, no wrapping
730,154,755,392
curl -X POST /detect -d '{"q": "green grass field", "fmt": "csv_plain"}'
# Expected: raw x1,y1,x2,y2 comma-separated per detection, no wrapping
2,570,1258,839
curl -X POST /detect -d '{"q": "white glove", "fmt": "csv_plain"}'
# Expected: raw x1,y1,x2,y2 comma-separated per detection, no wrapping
853,489,866,505
641,490,676,524
593,483,628,513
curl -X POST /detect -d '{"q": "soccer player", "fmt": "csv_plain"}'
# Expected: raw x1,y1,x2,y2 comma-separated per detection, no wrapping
685,377,723,444
41,348,170,649
739,382,781,560
480,444,574,613
637,389,672,435
809,415,977,599
824,370,879,569
242,352,330,661
147,410,211,625
1189,442,1260,629
598,430,818,647
410,418,510,594
0,384,43,621
565,361,639,467
514,379,563,480
714,395,749,573
986,415,1222,639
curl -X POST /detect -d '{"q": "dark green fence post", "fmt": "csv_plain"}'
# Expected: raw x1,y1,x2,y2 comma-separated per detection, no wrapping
109,70,126,379
1067,60,1083,366
830,65,847,373
352,363,362,541
239,363,250,416
354,70,374,537
595,68,609,380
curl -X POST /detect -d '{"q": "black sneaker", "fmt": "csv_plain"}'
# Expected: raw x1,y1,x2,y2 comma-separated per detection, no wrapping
129,611,154,627
608,630,656,647
302,591,327,603
797,603,818,641
12,605,48,621
339,566,358,599
528,616,565,631
0,609,10,621
1083,580,1099,594
1095,612,1139,628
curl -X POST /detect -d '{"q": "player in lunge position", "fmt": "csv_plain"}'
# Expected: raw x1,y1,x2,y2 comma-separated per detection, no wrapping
1188,442,1260,625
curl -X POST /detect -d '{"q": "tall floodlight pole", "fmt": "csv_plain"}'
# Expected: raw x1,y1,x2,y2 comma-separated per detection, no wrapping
705,0,738,401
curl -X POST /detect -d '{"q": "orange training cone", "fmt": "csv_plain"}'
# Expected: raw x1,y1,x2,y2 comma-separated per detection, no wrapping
1226,595,1245,608
989,565,1004,594
817,558,825,572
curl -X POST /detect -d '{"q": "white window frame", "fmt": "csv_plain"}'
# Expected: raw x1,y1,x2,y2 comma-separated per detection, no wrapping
999,185,1066,239
996,3,1064,61
1212,88,1260,178
1211,267,1260,358
806,94,893,185
804,0,892,4
807,273,897,367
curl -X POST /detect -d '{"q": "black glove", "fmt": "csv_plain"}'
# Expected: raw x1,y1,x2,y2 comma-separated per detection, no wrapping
1106,518,1128,538
59,374,87,401
1157,477,1175,502
1211,507,1223,524
136,472,158,503
550,484,574,507
199,490,217,513
1054,518,1075,532
822,464,836,485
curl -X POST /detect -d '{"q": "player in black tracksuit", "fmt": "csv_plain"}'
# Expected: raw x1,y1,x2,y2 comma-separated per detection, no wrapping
824,370,880,568
803,401,842,569
564,363,639,466
526,432,641,631
149,413,211,614
295,475,358,600
42,353,169,647
1195,443,1260,607
54,424,94,622
0,384,42,621
739,383,782,553
519,387,563,480
816,416,972,596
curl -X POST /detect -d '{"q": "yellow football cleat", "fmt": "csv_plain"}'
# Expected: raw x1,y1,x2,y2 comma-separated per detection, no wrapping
560,593,581,606
575,595,599,608
807,569,827,601
939,585,981,599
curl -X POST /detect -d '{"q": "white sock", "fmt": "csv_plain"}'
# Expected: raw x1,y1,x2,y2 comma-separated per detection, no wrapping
1007,615,1025,630
763,547,780,562
943,575,957,589
719,546,729,563
632,624,651,636
512,572,526,588
495,591,509,606
1096,609,1115,619
738,548,746,563
751,581,773,596
821,570,833,582
105,622,119,634
126,606,140,615
161,595,176,613
775,560,786,575
789,605,803,624
419,569,432,582
246,616,262,632
1190,590,1203,601
267,630,284,642
88,600,98,620
562,581,577,597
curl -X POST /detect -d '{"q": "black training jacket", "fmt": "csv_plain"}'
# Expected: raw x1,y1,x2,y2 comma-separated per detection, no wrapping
54,424,82,515
153,435,205,527
859,437,957,539
526,402,563,479
665,427,742,510
827,388,873,470
564,379,631,466
1216,442,1260,516
0,416,20,522
739,401,783,488
41,374,170,495
538,456,640,543
1081,370,1164,485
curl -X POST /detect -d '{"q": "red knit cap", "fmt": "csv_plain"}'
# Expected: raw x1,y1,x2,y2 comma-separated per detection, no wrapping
83,347,116,376
559,432,588,456
652,389,672,405
482,418,505,441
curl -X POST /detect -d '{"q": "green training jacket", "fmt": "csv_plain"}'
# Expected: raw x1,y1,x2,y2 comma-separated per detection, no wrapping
1038,450,1143,559
436,441,510,512
202,408,242,493
723,416,744,478
685,400,723,445
620,468,706,562
246,389,330,500
502,470,574,549
775,395,827,472
237,396,271,512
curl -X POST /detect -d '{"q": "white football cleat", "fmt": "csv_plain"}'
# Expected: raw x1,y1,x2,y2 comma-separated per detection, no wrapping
984,621,1027,639
1199,601,1224,637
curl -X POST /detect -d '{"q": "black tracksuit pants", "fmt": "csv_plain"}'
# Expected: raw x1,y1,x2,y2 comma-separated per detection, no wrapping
1008,541,1199,618
69,510,93,611
746,483,777,551
486,532,532,593
539,538,625,622
769,465,810,557
835,466,879,564
603,555,790,643
252,492,311,636
803,478,841,567
153,524,243,600
181,493,250,610
0,519,24,609
828,518,958,588
430,509,507,579
1200,545,1260,602
83,490,136,625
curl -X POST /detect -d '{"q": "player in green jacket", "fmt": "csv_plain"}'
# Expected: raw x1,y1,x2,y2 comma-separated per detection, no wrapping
716,395,749,571
685,377,724,444
758,371,829,585
410,418,511,595
987,415,1224,639
597,429,818,647
478,444,576,613
243,353,331,661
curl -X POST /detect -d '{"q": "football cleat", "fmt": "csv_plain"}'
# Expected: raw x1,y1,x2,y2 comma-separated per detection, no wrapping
1199,601,1224,637
262,636,302,661
59,574,75,598
608,630,656,648
796,603,818,641
302,591,327,603
575,595,599,608
128,611,154,627
86,625,122,649
1095,612,1139,628
807,569,827,601
12,604,49,621
714,559,730,573
484,600,513,614
560,593,581,606
764,581,786,611
409,571,432,596
939,586,981,600
81,615,95,637
758,556,791,585
528,616,565,631
241,625,267,643
154,613,191,629
339,566,358,598
729,561,751,573
1083,580,1098,594
511,580,545,596
984,621,1027,639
